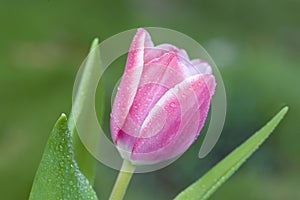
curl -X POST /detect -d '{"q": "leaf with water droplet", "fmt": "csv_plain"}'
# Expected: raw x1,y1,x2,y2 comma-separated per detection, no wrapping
29,114,98,200
69,38,101,184
174,106,288,200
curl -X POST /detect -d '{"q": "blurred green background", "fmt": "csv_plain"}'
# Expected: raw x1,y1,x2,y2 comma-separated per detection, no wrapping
0,0,299,199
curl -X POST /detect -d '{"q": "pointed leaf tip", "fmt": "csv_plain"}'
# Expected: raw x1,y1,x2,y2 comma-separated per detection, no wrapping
59,113,67,121
281,106,289,114
90,38,99,51
29,115,98,200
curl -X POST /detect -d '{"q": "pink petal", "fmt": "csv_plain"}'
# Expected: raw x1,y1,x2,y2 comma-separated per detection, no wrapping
191,59,212,74
126,51,201,132
114,55,187,151
148,51,197,76
125,28,154,71
110,28,153,143
130,74,216,165
145,44,190,63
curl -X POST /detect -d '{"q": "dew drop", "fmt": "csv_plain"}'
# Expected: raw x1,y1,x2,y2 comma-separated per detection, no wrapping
133,104,138,110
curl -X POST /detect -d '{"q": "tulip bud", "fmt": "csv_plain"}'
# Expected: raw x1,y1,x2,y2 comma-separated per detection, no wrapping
110,28,216,165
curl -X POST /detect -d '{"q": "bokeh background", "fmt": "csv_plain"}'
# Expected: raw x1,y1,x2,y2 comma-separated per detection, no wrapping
0,0,299,199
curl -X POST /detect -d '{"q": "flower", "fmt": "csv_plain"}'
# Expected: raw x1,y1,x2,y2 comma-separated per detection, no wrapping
110,28,216,165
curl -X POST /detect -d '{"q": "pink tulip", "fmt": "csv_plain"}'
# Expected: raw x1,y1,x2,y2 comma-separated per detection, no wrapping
110,28,216,165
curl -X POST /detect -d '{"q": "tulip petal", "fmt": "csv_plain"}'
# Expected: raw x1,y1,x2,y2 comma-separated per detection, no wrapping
131,74,216,164
113,53,192,153
111,28,153,143
156,44,190,60
147,53,186,81
128,51,199,128
191,59,212,74
146,44,203,76
125,28,154,71
144,44,188,64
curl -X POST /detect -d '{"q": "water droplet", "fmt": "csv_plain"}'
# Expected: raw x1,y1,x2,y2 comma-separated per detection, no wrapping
69,180,74,185
133,104,138,110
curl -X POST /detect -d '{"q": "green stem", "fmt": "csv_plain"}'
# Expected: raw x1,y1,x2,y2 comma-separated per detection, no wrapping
109,160,136,200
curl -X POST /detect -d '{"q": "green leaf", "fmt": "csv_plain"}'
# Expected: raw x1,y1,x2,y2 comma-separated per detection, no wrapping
174,106,288,200
29,114,98,200
69,38,101,184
